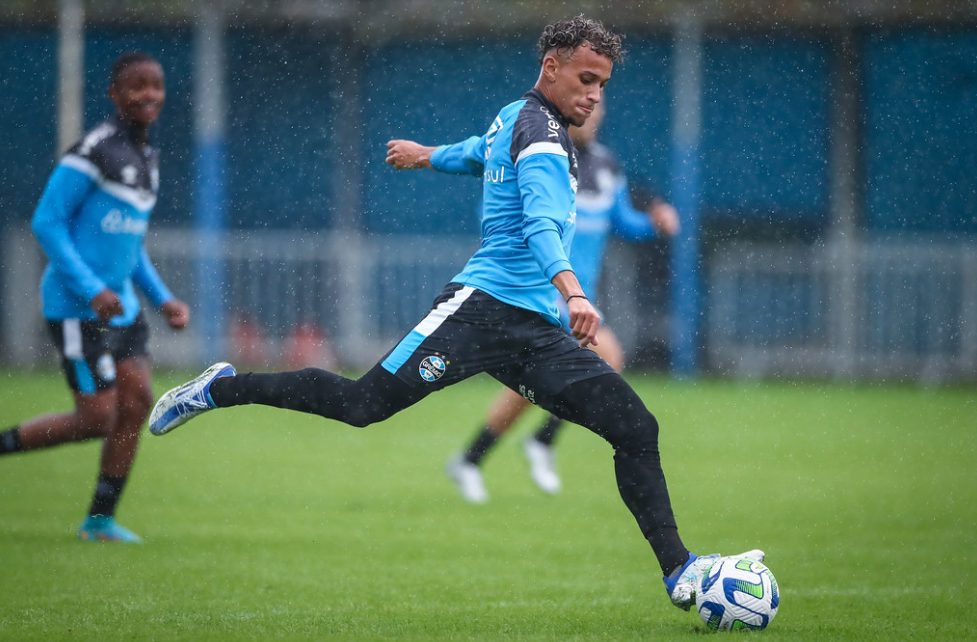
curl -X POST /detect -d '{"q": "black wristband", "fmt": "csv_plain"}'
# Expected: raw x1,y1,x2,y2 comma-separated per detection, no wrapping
566,295,588,303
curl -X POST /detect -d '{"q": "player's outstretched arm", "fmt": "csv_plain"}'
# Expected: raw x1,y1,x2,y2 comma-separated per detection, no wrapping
385,139,436,169
387,136,485,175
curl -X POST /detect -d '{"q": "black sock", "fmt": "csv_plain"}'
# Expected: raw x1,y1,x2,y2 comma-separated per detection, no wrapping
666,553,692,578
0,427,22,454
463,426,499,465
533,415,563,446
88,474,128,517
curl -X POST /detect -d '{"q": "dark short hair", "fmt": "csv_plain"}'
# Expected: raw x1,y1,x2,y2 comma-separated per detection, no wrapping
537,15,625,65
111,51,160,86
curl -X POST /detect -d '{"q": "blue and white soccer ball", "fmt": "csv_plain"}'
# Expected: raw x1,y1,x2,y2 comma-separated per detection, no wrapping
695,557,780,631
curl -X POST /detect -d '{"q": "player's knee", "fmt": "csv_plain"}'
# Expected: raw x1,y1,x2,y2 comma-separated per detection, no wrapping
612,407,660,457
121,386,153,421
76,401,119,438
341,405,395,428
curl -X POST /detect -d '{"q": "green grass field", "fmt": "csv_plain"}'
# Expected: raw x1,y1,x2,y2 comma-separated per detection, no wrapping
0,370,974,641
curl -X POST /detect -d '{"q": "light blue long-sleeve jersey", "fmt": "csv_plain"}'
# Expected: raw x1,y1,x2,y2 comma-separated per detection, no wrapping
32,117,172,326
430,89,578,326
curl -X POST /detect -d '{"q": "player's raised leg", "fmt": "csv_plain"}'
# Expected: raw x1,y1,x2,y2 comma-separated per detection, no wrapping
152,284,502,435
151,361,437,435
6,391,118,452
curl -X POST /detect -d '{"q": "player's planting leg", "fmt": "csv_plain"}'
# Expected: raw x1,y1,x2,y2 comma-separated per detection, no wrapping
77,357,154,543
543,372,763,610
545,374,687,570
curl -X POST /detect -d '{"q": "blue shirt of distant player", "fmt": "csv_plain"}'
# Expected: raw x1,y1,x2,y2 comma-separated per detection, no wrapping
570,139,658,302
429,88,578,327
32,116,172,326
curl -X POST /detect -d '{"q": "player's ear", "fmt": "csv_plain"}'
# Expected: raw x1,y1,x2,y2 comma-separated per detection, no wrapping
541,53,560,82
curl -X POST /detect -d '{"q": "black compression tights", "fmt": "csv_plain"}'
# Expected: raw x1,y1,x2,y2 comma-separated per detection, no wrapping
209,367,688,574
543,373,689,575
209,364,424,428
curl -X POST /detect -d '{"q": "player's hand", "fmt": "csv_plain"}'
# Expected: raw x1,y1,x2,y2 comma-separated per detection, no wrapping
568,297,602,348
161,298,190,330
385,140,435,170
90,289,123,322
648,201,681,237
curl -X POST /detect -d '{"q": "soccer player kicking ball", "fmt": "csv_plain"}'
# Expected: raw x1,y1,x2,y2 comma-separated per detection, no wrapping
150,16,761,612
447,99,681,504
1,52,189,542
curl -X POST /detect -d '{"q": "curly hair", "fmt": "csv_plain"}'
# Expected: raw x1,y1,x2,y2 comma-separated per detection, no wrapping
536,15,625,65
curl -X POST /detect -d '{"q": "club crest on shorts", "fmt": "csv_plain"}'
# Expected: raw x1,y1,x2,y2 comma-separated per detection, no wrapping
96,353,117,382
419,355,446,382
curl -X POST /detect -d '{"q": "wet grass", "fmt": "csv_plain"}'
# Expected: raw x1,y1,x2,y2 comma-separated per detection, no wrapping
1,370,974,640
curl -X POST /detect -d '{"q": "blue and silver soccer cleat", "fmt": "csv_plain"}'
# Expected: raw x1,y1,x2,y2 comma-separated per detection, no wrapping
77,515,142,543
149,362,236,436
663,549,765,610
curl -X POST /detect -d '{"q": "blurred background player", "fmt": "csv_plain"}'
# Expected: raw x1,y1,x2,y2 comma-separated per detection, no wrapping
0,51,189,542
447,100,680,503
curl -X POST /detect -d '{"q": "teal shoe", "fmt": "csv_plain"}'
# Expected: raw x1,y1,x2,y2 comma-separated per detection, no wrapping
77,515,142,543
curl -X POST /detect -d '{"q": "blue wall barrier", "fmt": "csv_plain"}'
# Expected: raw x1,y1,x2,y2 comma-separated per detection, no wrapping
701,35,831,222
0,27,973,235
0,30,57,224
226,29,337,230
864,29,977,235
361,38,538,235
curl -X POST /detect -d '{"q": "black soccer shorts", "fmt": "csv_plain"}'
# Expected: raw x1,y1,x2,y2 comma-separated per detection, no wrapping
380,283,614,406
46,313,150,395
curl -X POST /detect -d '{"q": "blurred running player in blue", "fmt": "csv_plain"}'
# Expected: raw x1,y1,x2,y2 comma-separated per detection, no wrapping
447,100,680,503
0,52,189,542
150,17,761,612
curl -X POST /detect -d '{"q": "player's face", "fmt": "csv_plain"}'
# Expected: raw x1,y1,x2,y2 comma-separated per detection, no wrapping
547,43,612,127
570,100,604,146
110,61,165,127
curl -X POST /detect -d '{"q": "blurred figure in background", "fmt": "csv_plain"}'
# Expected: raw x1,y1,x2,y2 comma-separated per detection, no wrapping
0,52,189,542
447,100,680,503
